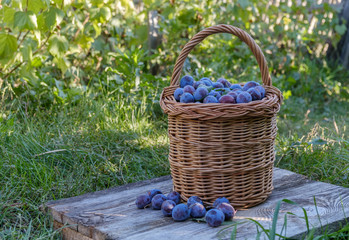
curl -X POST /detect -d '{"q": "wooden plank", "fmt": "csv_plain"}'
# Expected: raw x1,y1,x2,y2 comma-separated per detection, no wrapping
53,221,92,240
43,168,349,239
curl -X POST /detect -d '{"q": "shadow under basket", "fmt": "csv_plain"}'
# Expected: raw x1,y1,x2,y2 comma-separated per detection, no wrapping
160,24,283,209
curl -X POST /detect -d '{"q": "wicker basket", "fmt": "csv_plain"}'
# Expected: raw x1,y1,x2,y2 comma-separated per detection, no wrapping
160,24,283,209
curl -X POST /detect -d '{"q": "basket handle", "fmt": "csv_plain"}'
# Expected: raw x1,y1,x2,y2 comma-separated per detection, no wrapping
170,24,271,86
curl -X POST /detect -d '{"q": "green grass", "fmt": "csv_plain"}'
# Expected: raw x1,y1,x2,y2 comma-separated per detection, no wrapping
0,95,348,239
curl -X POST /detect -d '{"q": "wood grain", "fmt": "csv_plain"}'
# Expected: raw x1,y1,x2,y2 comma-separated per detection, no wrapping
43,168,349,240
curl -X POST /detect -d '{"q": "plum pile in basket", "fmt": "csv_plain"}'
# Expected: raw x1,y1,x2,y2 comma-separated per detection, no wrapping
136,190,236,228
174,75,266,104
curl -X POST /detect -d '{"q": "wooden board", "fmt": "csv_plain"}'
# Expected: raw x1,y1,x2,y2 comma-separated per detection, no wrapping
41,168,349,240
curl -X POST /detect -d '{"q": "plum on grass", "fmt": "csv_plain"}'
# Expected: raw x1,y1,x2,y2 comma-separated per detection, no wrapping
187,196,203,207
161,200,177,217
255,85,266,98
216,202,235,221
203,95,219,103
205,209,225,227
212,82,224,88
190,202,206,218
152,194,167,210
194,87,209,101
180,75,194,88
242,81,259,91
180,92,195,103
230,84,242,90
172,203,190,221
247,88,262,101
167,191,181,204
183,85,195,95
146,189,162,200
219,95,236,104
136,194,151,209
236,92,252,104
213,197,230,208
174,88,184,102
217,78,231,88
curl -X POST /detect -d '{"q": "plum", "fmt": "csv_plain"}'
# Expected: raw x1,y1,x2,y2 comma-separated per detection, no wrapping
194,87,209,101
172,203,190,221
187,196,203,208
190,202,206,218
247,87,262,101
180,75,195,88
161,200,177,217
197,84,213,92
146,189,162,200
167,191,181,204
219,95,236,104
217,78,231,88
136,194,151,209
208,90,222,100
212,82,224,88
152,194,167,210
230,84,242,90
183,85,195,95
203,95,219,103
174,88,184,102
227,91,238,100
180,92,195,103
213,197,230,208
236,92,252,103
242,81,259,91
193,81,203,89
205,209,225,227
200,77,213,85
216,202,235,221
255,85,266,98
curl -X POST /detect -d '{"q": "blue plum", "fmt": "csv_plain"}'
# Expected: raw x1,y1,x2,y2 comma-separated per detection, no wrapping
247,88,262,101
136,194,151,209
190,202,206,218
205,209,225,227
180,92,195,103
183,85,195,95
219,95,236,104
255,85,266,98
203,95,219,103
167,191,181,204
216,202,235,221
236,92,252,103
242,81,259,91
200,77,213,85
217,78,231,88
213,197,230,208
152,194,168,210
212,82,224,88
193,81,204,89
194,87,209,101
230,84,242,90
227,91,238,100
161,200,177,217
174,88,184,102
146,189,162,200
187,196,203,208
202,80,213,87
208,90,221,100
180,75,195,88
172,203,190,221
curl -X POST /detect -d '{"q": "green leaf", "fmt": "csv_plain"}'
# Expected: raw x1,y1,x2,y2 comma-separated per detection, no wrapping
2,6,16,27
43,7,65,30
100,7,111,21
335,24,347,36
48,34,68,57
14,11,38,30
21,44,32,63
26,0,46,13
0,34,18,63
53,57,70,74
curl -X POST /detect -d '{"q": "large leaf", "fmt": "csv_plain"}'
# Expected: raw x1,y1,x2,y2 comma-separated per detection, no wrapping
43,7,65,30
26,0,46,13
0,34,18,63
14,11,38,30
2,6,16,27
48,34,68,57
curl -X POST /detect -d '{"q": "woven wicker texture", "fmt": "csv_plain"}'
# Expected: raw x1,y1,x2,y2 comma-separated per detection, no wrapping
160,24,283,209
